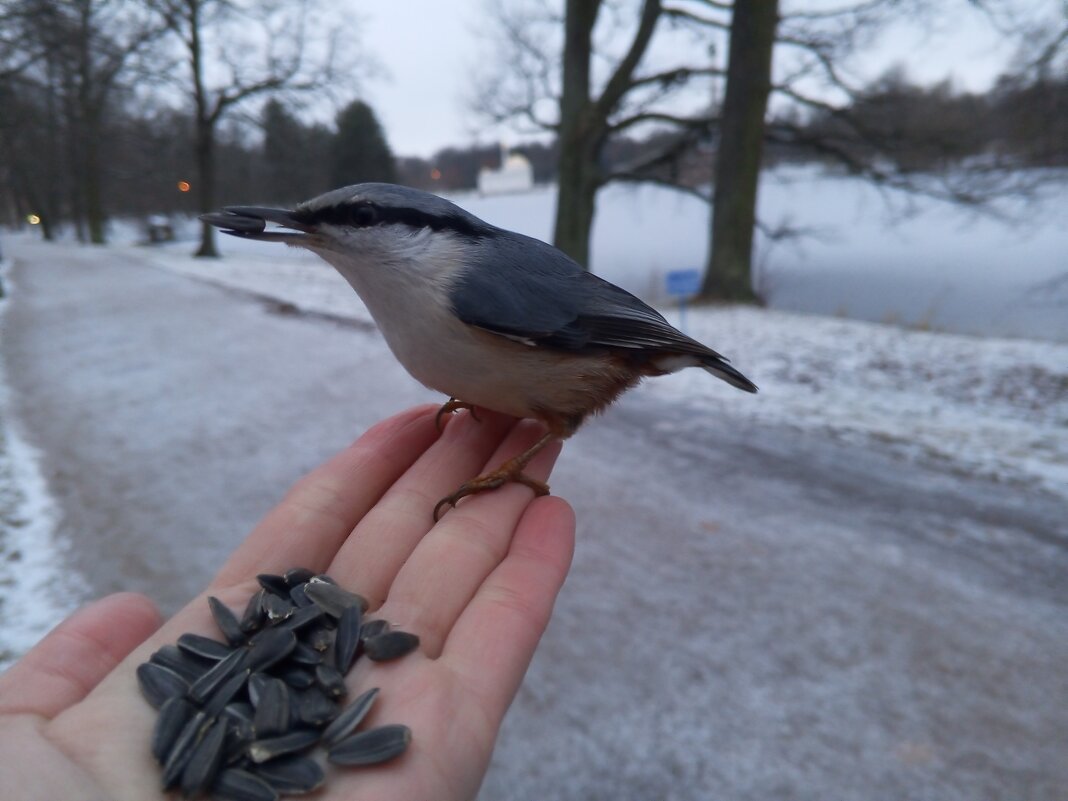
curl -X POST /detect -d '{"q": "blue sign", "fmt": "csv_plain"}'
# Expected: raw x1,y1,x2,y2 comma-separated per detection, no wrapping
665,268,701,298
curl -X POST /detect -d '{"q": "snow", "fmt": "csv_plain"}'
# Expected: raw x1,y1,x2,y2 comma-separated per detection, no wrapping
0,259,87,669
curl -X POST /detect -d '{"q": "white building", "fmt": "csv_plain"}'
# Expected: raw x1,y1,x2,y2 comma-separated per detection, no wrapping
477,149,534,195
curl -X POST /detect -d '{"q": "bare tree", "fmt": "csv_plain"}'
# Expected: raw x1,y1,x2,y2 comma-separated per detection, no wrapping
0,0,163,242
477,0,721,266
148,0,352,257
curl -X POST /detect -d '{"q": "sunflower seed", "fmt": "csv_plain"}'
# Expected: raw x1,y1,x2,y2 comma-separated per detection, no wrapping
209,597,247,646
305,625,333,653
363,630,420,662
303,581,368,618
274,604,324,633
288,641,322,666
239,590,268,633
252,677,291,738
223,701,255,725
263,593,295,622
247,729,320,764
334,604,362,673
247,627,296,672
288,582,312,608
320,687,379,748
359,618,390,640
150,644,212,683
177,632,233,661
188,648,250,705
277,666,316,689
256,573,290,597
212,768,280,801
151,696,195,763
254,755,325,794
315,663,347,699
202,669,249,718
308,574,337,586
180,716,228,797
327,724,411,767
161,710,208,789
296,686,340,727
137,662,189,709
247,672,272,708
283,567,316,587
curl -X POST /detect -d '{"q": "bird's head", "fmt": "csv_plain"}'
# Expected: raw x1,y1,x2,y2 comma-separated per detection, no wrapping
201,183,491,279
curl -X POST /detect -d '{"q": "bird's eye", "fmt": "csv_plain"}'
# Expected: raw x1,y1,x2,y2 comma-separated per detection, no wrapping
352,204,378,227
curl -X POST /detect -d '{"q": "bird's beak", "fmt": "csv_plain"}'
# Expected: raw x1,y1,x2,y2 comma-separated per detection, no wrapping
200,206,315,244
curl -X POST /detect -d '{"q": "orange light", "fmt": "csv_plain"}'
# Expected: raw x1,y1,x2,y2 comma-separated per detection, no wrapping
177,180,191,192
430,168,441,180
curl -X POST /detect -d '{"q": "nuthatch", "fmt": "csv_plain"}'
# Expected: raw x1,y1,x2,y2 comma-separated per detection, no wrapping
202,183,756,518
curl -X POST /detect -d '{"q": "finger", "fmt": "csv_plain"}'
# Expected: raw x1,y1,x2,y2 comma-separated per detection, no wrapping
327,409,517,608
0,593,161,718
441,496,574,719
377,420,563,656
213,405,441,588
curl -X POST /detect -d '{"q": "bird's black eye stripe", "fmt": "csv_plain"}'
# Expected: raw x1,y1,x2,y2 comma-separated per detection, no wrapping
295,203,485,239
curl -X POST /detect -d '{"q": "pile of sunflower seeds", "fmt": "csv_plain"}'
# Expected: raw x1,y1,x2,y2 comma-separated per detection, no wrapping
136,568,420,800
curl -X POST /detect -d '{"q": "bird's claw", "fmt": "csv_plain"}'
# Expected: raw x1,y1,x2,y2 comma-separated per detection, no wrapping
433,472,550,521
435,398,480,431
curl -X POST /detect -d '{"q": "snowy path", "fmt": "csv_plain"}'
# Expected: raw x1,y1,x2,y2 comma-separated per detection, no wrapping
2,239,1066,801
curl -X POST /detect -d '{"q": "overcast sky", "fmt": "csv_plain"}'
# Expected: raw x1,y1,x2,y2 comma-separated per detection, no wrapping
356,1,1048,159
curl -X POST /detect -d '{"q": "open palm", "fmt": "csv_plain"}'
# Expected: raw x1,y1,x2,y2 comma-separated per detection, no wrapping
0,406,575,800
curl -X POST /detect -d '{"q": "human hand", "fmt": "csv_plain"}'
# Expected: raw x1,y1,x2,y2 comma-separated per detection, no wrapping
0,406,575,800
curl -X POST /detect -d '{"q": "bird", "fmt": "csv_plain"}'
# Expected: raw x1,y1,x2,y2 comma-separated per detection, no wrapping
201,183,757,519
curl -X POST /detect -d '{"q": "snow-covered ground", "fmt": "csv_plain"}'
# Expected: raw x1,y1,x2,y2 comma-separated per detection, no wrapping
0,259,85,666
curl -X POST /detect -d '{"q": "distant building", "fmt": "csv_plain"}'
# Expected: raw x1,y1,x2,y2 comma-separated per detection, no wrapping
477,148,534,196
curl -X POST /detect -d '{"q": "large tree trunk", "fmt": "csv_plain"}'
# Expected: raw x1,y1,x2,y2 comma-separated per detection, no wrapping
194,117,218,257
702,0,779,302
552,0,601,268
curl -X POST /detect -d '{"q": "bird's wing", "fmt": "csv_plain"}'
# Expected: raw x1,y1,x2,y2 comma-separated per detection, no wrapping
449,231,723,358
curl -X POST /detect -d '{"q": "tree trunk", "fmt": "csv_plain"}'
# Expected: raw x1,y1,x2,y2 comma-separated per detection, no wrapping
194,117,218,257
702,0,779,303
552,0,601,268
84,112,106,244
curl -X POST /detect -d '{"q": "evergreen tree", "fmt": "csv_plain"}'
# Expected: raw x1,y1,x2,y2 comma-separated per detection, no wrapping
330,100,396,186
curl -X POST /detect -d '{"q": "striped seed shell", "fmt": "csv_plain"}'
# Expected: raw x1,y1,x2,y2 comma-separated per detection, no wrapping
288,641,322,666
359,618,390,640
247,729,321,764
283,567,316,586
151,696,195,763
161,710,208,789
296,686,340,727
277,666,316,689
320,687,379,748
274,604,324,633
256,573,290,597
150,644,212,683
209,596,247,645
188,648,250,705
136,662,189,709
315,663,347,699
252,677,291,738
334,604,362,674
303,581,368,618
247,627,297,672
263,593,295,622
180,716,228,798
202,668,251,718
240,589,268,633
288,582,312,608
363,630,420,662
177,632,233,661
327,724,411,767
253,755,325,794
212,768,280,801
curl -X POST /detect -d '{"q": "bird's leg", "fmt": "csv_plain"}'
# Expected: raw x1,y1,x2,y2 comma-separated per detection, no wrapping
434,431,554,521
435,397,481,431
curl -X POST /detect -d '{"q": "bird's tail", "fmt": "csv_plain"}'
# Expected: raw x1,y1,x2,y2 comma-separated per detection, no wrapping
701,355,758,393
